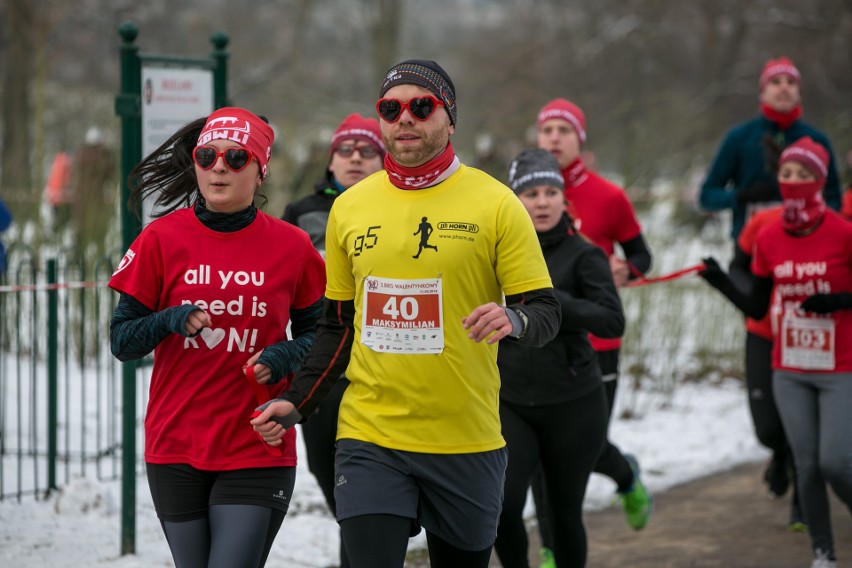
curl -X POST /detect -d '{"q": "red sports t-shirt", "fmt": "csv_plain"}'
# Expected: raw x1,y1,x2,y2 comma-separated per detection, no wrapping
752,210,852,373
109,209,325,469
564,166,642,352
738,206,782,340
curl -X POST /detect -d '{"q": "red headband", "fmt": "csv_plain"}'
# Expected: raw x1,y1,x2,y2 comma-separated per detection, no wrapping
197,107,274,178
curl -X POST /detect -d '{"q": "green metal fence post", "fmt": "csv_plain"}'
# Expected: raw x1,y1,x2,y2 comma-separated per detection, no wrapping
109,22,229,557
211,31,230,109
46,259,57,494
114,21,141,556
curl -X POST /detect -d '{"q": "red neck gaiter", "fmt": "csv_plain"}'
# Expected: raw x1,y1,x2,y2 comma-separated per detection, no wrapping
384,143,458,189
561,158,588,188
780,180,826,233
760,104,803,131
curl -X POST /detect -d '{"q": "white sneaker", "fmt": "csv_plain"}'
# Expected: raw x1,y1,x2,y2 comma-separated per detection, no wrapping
811,548,837,568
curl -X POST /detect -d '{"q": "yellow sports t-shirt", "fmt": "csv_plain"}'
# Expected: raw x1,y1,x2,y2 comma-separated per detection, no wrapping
324,164,552,453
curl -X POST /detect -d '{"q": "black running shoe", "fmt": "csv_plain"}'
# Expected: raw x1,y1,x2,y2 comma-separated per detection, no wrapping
763,454,789,498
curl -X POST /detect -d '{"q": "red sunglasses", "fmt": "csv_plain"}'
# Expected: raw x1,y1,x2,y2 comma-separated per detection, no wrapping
193,145,255,172
376,95,445,123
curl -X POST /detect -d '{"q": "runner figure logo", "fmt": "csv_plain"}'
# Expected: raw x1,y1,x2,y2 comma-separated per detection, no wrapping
412,216,438,259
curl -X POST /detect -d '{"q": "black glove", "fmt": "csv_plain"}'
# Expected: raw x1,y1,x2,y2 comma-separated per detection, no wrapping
698,256,731,290
799,293,852,314
735,181,780,205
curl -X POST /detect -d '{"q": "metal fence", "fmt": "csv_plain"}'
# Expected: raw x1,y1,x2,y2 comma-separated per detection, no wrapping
0,245,148,502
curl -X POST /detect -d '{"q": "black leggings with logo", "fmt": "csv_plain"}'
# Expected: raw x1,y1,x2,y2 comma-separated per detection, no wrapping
495,386,608,568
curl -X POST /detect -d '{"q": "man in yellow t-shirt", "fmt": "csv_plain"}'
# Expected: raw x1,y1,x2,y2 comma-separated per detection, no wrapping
253,59,560,568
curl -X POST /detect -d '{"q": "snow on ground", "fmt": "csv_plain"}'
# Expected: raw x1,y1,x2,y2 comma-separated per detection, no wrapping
1,189,762,566
0,375,767,567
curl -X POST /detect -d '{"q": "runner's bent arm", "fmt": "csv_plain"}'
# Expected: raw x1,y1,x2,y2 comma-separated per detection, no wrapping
504,287,561,347
699,258,772,319
699,133,738,211
272,298,355,425
619,233,652,279
728,246,755,295
109,293,202,361
255,298,323,382
556,247,624,338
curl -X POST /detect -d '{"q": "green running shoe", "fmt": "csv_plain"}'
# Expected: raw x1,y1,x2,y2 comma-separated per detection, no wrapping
618,454,653,530
539,546,556,568
788,499,808,533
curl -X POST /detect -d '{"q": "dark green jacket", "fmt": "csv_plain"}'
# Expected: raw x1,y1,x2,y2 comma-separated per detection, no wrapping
699,116,840,239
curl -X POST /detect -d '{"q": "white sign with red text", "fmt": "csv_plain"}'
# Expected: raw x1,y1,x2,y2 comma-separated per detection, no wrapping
141,65,214,224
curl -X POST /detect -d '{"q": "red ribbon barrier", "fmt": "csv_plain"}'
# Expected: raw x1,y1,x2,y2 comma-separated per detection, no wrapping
0,281,105,293
624,263,707,288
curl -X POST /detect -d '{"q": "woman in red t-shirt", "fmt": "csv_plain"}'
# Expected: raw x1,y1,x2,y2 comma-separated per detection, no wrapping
699,137,852,567
109,108,326,567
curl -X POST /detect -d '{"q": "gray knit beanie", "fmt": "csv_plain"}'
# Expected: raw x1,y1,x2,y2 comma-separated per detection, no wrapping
507,148,564,194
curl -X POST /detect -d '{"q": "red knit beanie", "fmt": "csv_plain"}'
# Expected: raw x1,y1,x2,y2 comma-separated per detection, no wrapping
197,107,274,178
779,136,828,181
536,98,587,144
759,56,801,90
330,113,385,157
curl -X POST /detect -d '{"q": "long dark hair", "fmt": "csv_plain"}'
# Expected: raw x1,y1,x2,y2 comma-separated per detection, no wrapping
127,116,269,219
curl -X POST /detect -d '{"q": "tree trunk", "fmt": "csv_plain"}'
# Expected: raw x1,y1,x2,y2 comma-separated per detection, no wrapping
1,0,35,202
371,0,402,87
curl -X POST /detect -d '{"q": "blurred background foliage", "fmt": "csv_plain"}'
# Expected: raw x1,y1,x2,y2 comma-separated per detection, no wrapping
1,0,851,252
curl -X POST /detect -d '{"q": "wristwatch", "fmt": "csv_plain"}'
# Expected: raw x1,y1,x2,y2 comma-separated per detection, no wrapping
512,307,529,339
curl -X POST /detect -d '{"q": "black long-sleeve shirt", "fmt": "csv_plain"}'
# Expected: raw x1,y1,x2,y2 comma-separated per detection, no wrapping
621,233,652,279
499,215,624,405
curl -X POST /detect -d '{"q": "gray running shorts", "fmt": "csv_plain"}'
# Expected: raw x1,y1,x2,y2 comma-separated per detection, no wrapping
334,438,507,551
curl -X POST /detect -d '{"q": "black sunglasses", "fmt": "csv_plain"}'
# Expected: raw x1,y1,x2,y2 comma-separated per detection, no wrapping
193,145,255,172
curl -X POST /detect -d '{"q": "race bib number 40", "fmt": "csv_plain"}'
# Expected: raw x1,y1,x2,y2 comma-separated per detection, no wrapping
361,276,443,354
780,314,835,371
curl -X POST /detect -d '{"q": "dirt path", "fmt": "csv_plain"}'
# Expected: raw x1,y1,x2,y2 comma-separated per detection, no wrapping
488,460,852,567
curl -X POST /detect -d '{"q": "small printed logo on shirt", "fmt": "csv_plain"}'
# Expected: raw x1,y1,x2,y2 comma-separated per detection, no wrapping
412,217,438,259
336,475,347,487
113,248,136,276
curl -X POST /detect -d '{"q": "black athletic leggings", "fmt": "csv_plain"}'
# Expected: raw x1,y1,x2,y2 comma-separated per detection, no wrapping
533,350,633,551
745,332,800,510
301,379,350,567
590,349,633,490
495,387,608,568
161,505,285,568
745,332,791,456
146,463,294,568
340,514,493,568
